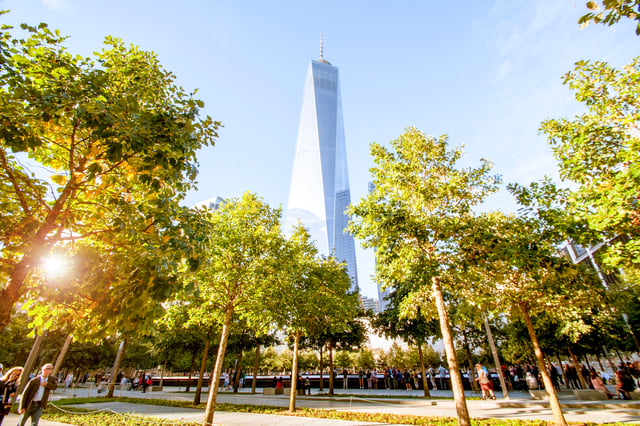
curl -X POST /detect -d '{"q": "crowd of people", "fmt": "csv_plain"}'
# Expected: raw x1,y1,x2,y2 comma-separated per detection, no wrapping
274,359,640,400
0,358,638,425
220,369,247,391
0,363,56,426
0,362,162,426
492,361,640,400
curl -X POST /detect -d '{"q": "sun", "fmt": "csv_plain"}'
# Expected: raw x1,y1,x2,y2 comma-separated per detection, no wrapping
41,254,69,279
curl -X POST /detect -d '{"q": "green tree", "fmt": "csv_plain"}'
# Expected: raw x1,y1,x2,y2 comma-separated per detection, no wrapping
313,315,367,395
373,287,439,396
579,0,640,34
271,226,359,411
334,351,355,369
459,211,605,426
0,21,218,332
541,58,640,274
153,302,207,389
192,192,284,425
256,347,280,374
0,311,32,366
356,349,375,370
349,127,500,426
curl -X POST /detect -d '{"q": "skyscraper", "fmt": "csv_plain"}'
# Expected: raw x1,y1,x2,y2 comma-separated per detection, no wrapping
285,41,358,291
369,181,391,311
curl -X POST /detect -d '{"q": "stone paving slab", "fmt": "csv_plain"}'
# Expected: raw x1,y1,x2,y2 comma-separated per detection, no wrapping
6,385,640,425
3,413,71,426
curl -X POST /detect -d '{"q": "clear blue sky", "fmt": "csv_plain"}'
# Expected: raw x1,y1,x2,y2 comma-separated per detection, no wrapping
3,0,637,299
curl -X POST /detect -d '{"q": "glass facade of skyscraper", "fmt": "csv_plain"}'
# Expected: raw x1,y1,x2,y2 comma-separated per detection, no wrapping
286,58,359,292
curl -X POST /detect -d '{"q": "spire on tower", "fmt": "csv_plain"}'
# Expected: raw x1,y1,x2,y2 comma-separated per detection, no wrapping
318,34,330,64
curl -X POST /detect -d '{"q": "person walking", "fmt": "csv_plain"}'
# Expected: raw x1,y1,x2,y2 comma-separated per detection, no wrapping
64,373,73,390
403,370,411,391
141,374,149,393
428,365,436,390
221,370,229,391
384,368,391,389
18,363,57,426
437,364,447,390
303,377,311,395
475,364,496,400
525,371,540,390
0,366,23,425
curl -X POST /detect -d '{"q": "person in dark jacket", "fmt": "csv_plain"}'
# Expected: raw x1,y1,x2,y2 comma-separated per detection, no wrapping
18,363,57,426
0,366,23,425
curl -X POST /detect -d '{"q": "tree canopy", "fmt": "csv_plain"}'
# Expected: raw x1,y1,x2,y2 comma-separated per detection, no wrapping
580,0,640,35
0,20,219,332
541,57,640,274
349,127,501,426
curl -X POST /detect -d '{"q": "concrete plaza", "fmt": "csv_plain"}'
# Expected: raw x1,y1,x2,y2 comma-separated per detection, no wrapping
4,385,640,425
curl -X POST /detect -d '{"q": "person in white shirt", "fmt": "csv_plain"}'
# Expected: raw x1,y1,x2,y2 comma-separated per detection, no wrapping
18,363,57,426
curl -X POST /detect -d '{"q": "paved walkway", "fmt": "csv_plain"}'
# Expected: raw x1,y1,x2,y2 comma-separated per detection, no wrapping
3,386,640,425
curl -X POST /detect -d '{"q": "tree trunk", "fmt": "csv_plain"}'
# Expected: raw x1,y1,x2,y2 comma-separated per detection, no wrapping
328,340,334,396
18,332,45,395
233,348,243,393
484,318,509,399
160,358,167,388
186,351,196,392
463,335,478,393
568,346,587,389
319,346,324,392
0,256,36,333
432,276,470,426
0,165,83,334
251,345,261,394
204,309,233,426
194,337,210,405
418,344,431,397
207,366,215,390
555,353,565,386
107,339,127,398
595,352,605,373
289,331,300,412
52,334,73,377
520,303,567,426
583,355,591,369
602,345,616,372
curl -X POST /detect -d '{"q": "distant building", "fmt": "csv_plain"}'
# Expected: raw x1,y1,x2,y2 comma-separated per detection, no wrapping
285,39,358,292
368,181,392,311
360,295,379,314
561,236,639,350
560,237,624,288
193,196,225,211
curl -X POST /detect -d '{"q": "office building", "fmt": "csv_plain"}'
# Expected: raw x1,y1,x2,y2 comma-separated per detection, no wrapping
285,41,358,291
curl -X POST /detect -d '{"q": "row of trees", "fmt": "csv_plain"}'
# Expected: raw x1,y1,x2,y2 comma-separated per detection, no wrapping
345,4,640,425
2,3,639,426
0,16,363,423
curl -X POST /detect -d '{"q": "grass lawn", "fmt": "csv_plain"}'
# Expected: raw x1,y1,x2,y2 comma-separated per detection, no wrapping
33,397,623,425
